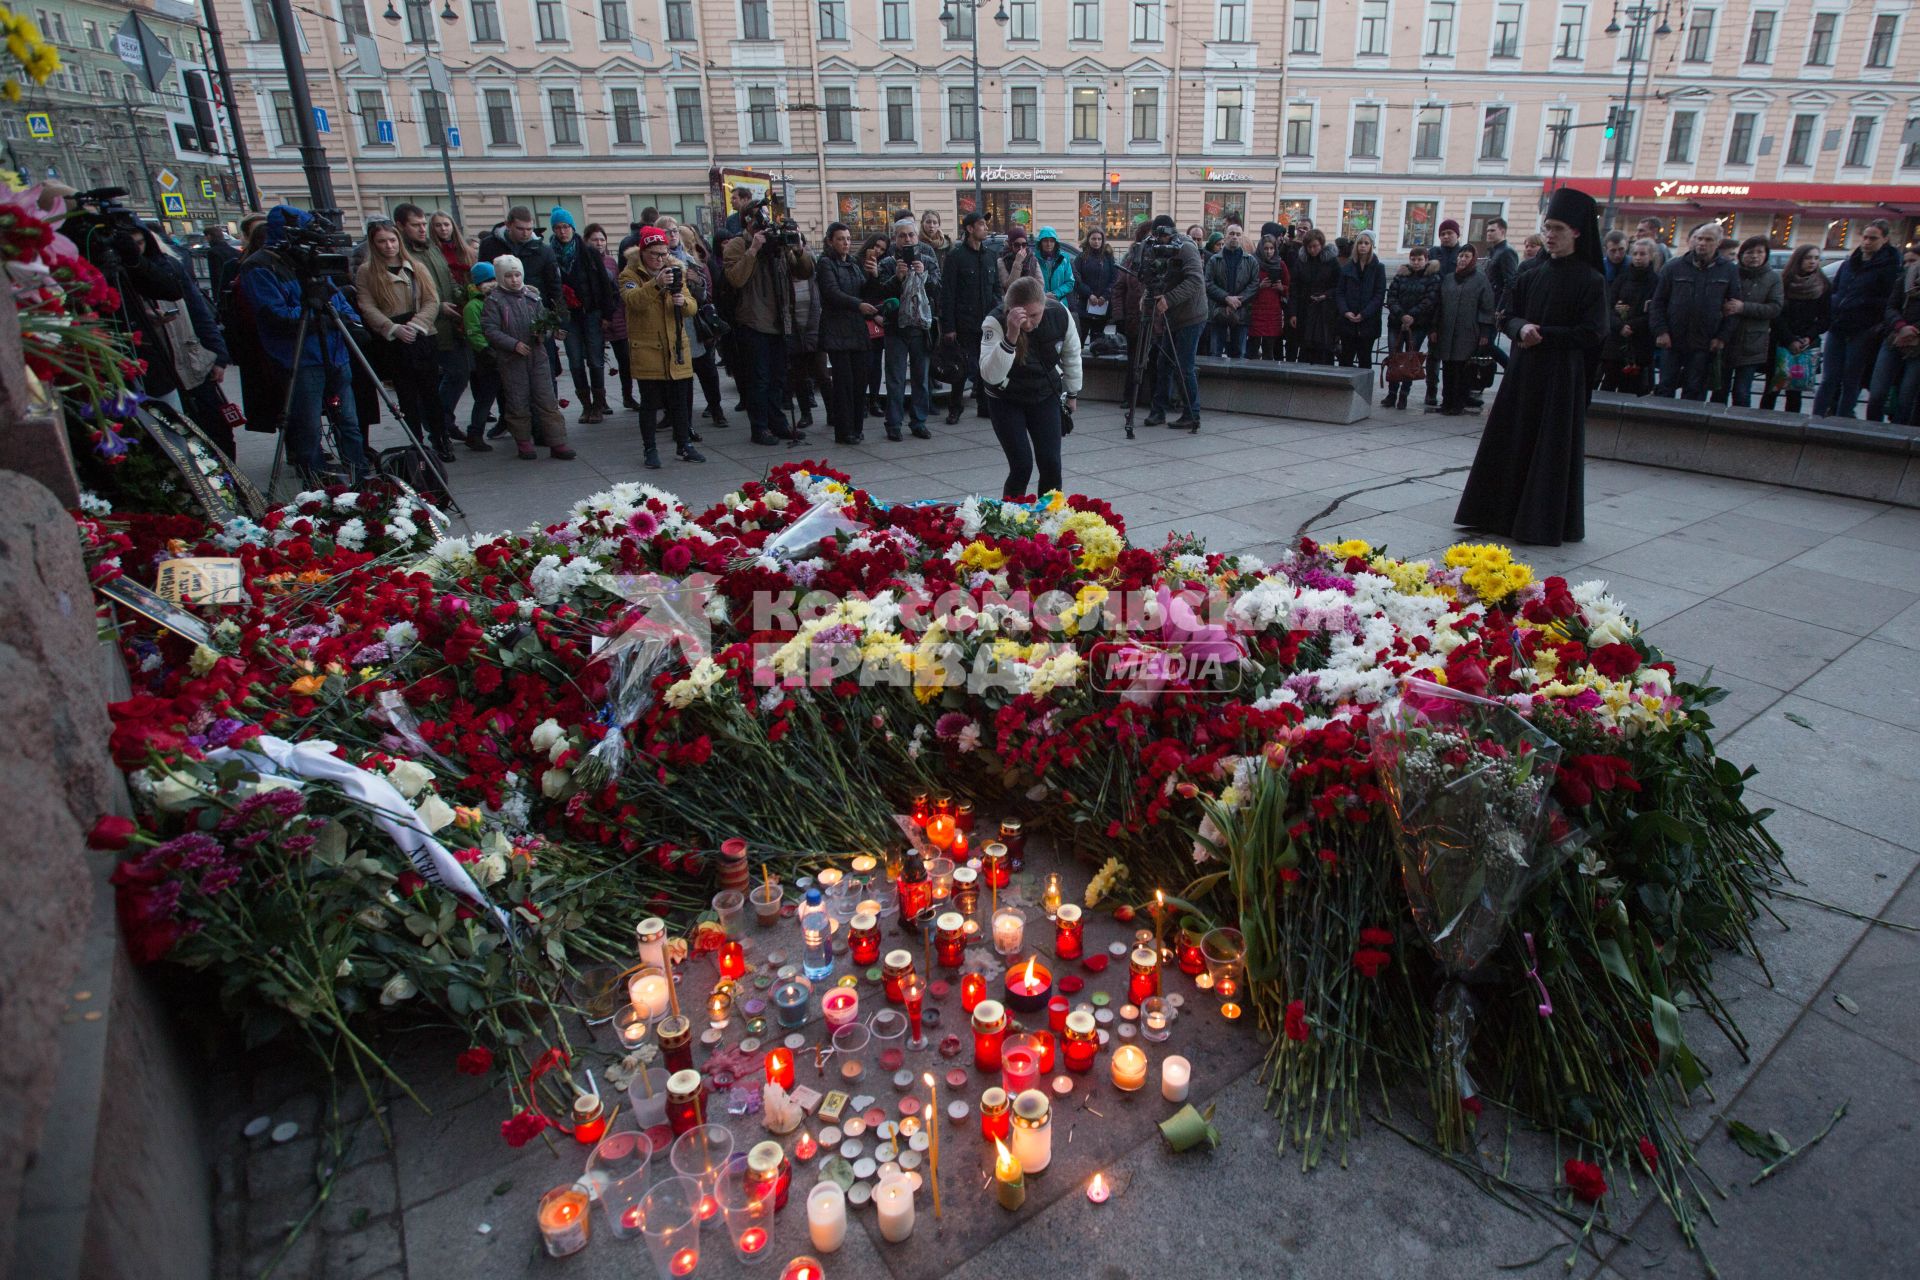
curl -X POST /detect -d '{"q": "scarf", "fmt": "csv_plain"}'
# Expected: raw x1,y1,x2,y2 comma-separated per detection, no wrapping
436,237,469,284
552,234,578,273
1739,261,1769,281
1786,267,1828,301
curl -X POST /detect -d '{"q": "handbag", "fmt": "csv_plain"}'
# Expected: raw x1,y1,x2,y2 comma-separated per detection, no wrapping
1383,350,1427,384
1466,353,1496,391
865,316,886,342
692,302,730,346
1774,343,1818,392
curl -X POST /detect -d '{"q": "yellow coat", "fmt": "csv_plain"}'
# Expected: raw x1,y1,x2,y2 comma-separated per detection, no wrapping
619,251,696,381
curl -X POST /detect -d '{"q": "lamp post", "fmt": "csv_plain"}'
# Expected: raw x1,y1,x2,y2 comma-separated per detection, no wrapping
385,1,463,226
1602,2,1671,229
940,1,1008,224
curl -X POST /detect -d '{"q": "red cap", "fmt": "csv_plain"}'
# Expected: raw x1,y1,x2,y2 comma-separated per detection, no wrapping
639,226,671,246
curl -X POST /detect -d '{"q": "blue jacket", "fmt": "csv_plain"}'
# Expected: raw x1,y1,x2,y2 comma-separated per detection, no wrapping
239,206,358,371
1033,227,1075,303
1339,257,1388,336
1828,243,1901,336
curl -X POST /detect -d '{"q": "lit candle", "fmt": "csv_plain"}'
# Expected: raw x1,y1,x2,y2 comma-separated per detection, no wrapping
773,980,811,1030
1087,1171,1111,1204
1009,1088,1052,1174
1161,1054,1191,1103
815,866,843,891
719,940,748,980
708,989,734,1028
1014,1030,1056,1074
766,1046,796,1090
934,911,967,968
925,813,957,851
794,1128,818,1160
807,1180,846,1253
538,1184,591,1257
822,986,860,1031
993,1137,1025,1210
1054,903,1084,960
669,1246,698,1276
1062,1009,1098,1073
903,977,927,1047
960,972,988,1014
783,1256,826,1280
1153,888,1166,960
1110,1044,1148,1092
615,1005,649,1047
1042,873,1062,918
1001,956,1053,1013
980,1086,1011,1142
992,908,1025,957
1001,1041,1040,1096
923,1071,942,1219
874,1173,915,1243
630,967,672,1019
1127,945,1161,1004
971,999,1008,1072
571,1091,608,1146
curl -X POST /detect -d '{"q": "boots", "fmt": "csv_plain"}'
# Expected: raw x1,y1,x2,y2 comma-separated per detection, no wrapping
1381,386,1398,406
1394,383,1411,410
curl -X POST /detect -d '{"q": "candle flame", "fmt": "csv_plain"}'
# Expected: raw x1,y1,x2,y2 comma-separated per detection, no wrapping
994,1138,1020,1179
1022,956,1038,987
923,1071,936,1089
1090,1171,1108,1196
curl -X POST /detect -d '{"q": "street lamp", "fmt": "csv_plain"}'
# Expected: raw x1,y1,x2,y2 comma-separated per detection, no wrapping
1602,2,1671,228
385,0,463,225
939,0,1008,224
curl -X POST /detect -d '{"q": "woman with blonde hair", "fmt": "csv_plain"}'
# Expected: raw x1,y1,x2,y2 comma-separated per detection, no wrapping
428,211,477,283
980,274,1082,498
355,219,453,459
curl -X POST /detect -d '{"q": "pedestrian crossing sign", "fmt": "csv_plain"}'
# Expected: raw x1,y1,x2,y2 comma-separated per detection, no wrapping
25,112,50,138
162,193,186,216
201,178,216,200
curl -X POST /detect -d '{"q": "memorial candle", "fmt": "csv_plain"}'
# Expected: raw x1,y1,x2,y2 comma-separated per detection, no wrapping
1110,1044,1148,1092
980,1086,1011,1142
982,842,1010,889
1048,995,1070,1034
783,1256,826,1280
766,1046,796,1090
1127,945,1161,1004
874,1174,915,1243
806,1182,846,1253
992,908,1025,957
993,1138,1025,1210
636,917,668,971
934,912,967,968
821,986,860,1032
718,940,747,981
538,1184,592,1257
848,911,881,966
571,1091,608,1145
971,999,1008,1071
1062,1009,1098,1073
1053,903,1084,960
1000,1039,1040,1096
1161,1054,1191,1103
630,967,672,1019
882,950,915,1004
1009,1088,1052,1174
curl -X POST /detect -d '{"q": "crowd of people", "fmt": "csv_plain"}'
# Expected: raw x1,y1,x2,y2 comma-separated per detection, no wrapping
83,189,1920,497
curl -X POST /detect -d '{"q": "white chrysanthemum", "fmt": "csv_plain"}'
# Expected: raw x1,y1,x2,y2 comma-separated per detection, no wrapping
335,517,368,551
384,621,420,652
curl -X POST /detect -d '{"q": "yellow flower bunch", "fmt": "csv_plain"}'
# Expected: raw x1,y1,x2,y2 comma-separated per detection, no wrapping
957,540,1007,571
1367,554,1441,598
1443,542,1534,604
1055,509,1123,572
1084,855,1128,907
0,6,59,102
1326,538,1373,560
1060,582,1108,636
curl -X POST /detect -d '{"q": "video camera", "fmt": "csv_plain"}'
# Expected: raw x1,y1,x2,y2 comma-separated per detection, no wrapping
744,197,803,247
65,187,150,274
1138,238,1180,289
277,213,356,283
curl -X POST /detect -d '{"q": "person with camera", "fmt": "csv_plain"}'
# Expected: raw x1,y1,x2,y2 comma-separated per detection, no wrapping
981,276,1083,499
939,211,999,424
619,227,705,470
355,219,455,461
875,217,942,441
815,222,882,445
480,254,576,461
393,204,476,452
239,206,367,482
1140,215,1206,430
722,199,815,445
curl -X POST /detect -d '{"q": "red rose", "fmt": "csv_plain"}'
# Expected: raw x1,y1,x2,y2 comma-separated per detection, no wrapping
396,870,427,897
87,814,140,850
501,1109,550,1147
456,1046,494,1076
1358,926,1394,947
443,619,484,665
1460,1094,1484,1117
1564,1158,1607,1203
1284,1000,1310,1042
1588,642,1642,680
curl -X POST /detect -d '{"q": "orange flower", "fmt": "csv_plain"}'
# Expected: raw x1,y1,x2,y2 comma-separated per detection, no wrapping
289,674,327,696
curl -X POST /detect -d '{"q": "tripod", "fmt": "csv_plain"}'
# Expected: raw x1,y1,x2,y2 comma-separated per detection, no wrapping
1118,265,1195,439
265,280,462,516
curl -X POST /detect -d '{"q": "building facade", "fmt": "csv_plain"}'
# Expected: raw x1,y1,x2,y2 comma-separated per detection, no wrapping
7,0,241,229
214,0,1920,251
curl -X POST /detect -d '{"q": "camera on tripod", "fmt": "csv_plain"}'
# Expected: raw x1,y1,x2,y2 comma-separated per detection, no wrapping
1139,240,1179,288
66,187,149,271
278,213,355,284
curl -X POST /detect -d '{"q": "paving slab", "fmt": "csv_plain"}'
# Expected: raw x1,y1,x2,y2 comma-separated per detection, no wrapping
1792,637,1920,731
1720,698,1920,849
1643,599,1858,689
1804,866,1920,1065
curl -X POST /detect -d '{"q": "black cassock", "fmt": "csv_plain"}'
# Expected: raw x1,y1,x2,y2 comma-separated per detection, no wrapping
1453,254,1608,546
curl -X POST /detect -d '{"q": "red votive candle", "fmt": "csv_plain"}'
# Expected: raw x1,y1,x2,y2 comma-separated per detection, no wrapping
1001,957,1053,1014
849,911,881,966
1048,995,1070,1034
961,972,989,1014
1054,903,1084,960
1127,945,1161,1004
1001,1041,1040,1096
766,1047,796,1090
971,999,1008,1072
935,912,967,968
1062,1010,1098,1073
719,940,748,981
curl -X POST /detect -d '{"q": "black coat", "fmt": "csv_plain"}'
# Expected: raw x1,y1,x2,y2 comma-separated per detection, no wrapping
1290,254,1341,351
1454,254,1607,547
1774,278,1832,347
1071,249,1117,313
564,241,618,317
1485,242,1520,315
476,226,562,307
1601,263,1657,365
1386,263,1440,330
940,241,998,336
814,250,878,352
1337,257,1386,339
1829,244,1901,335
1649,252,1739,353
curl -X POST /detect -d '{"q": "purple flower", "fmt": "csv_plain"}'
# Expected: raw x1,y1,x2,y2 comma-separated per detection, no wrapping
144,832,223,872
92,428,128,462
199,864,241,895
280,834,317,856
1297,566,1357,594
351,642,392,664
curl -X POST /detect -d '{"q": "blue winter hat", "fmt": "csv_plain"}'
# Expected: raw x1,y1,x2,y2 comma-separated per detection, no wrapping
549,206,575,229
470,261,495,284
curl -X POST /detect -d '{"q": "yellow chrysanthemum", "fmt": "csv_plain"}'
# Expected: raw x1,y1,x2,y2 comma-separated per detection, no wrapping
957,540,1006,571
1443,542,1534,604
1327,538,1373,559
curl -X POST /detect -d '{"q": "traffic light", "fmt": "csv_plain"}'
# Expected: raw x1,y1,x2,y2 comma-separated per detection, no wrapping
1604,106,1618,140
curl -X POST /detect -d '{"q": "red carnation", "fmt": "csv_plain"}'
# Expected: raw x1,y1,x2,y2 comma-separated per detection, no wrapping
501,1109,550,1147
661,544,693,574
456,1046,494,1076
1284,1000,1310,1042
1564,1158,1608,1203
1637,1136,1658,1171
1358,926,1394,947
87,814,140,851
1588,642,1642,680
396,870,427,897
1353,947,1391,978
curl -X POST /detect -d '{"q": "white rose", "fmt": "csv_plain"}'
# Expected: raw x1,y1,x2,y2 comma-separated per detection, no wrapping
475,852,508,887
336,958,354,978
238,775,304,800
151,772,210,811
414,795,457,833
765,491,789,510
529,718,564,753
548,736,570,764
541,767,572,799
379,974,418,1006
386,759,435,799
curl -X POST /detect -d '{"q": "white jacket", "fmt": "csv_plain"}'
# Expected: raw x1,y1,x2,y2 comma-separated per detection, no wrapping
979,308,1083,397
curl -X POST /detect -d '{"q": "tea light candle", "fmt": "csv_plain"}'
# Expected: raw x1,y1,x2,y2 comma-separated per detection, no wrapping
1110,1044,1148,1092
822,986,860,1031
1001,956,1052,1013
615,1005,650,1047
708,989,734,1027
1042,873,1062,918
875,1173,915,1243
773,981,811,1029
630,968,672,1019
992,908,1025,957
816,867,844,891
794,1128,818,1160
538,1184,591,1257
1161,1054,1191,1103
806,1182,846,1253
784,1255,827,1280
851,853,879,876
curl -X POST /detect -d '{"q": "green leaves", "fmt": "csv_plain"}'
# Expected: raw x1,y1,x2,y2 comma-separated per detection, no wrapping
1728,1119,1791,1160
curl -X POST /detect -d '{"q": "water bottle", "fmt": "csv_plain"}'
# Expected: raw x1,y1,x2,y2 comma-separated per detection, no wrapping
800,888,834,982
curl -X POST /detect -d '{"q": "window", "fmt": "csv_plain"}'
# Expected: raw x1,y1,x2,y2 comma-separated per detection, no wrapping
1845,116,1876,168
946,2,973,37
631,193,703,226
1768,212,1795,247
98,68,115,97
1425,1,1455,56
1744,11,1774,64
1010,86,1038,141
1905,117,1920,170
1291,1,1319,53
1555,4,1585,59
482,89,518,145
1341,198,1376,240
471,0,501,41
1079,190,1153,241
1204,190,1246,233
1130,85,1158,141
1131,0,1160,42
1403,201,1439,248
1479,105,1511,160
1351,103,1380,157
1072,0,1100,41
404,0,433,42
885,86,914,142
250,0,277,40
825,86,854,142
339,3,370,36
1806,12,1836,66
1216,0,1247,43
675,87,704,143
884,0,912,40
1545,106,1573,161
1008,0,1037,40
1282,101,1310,155
1666,109,1696,164
83,18,100,47
1072,87,1100,141
356,90,387,146
535,0,564,41
1868,15,1899,68
819,0,847,39
948,85,977,141
1217,89,1247,145
1360,0,1390,55
837,191,912,238
421,89,449,145
602,1,630,39
665,0,694,40
1725,111,1756,165
1787,112,1816,166
1490,2,1521,57
270,90,297,146
1604,108,1634,163
749,87,780,142
549,89,581,145
743,0,771,39
1683,9,1713,61
612,87,644,144
1414,104,1444,159
1467,201,1505,245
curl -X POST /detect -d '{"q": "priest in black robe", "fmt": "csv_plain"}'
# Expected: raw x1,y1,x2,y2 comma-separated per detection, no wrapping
1453,186,1608,546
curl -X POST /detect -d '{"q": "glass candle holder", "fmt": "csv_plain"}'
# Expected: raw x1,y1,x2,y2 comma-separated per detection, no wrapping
587,1128,655,1237
934,912,967,968
636,916,669,971
971,998,1008,1072
657,1014,695,1074
960,972,989,1013
539,1183,592,1257
882,949,915,1004
1201,927,1247,1000
883,845,906,883
1001,1037,1041,1096
903,977,928,1050
927,856,955,905
745,1138,794,1212
821,986,860,1032
1062,1009,1098,1073
748,881,784,929
708,987,735,1028
992,907,1025,957
1018,1030,1056,1074
1110,1043,1148,1092
765,1046,796,1090
1009,1088,1051,1173
615,1005,652,1050
910,792,931,827
807,1181,847,1254
868,1008,908,1049
630,965,672,1019
998,820,1027,872
1048,995,1070,1034
1127,945,1162,1004
924,814,957,853
714,889,747,940
934,793,954,817
979,1086,1011,1142
1054,903,1084,960
874,1172,916,1244
719,940,748,981
848,911,881,967
772,980,811,1030
981,842,1011,889
665,1069,707,1136
670,1123,735,1224
1177,922,1207,976
572,1092,609,1146
1140,996,1172,1042
1002,957,1052,1013
1161,1054,1191,1103
717,1164,777,1264
956,798,975,833
639,1175,704,1279
951,865,980,918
